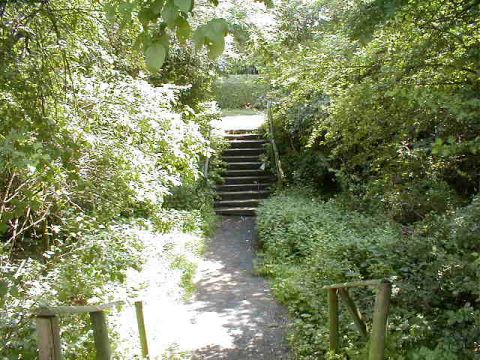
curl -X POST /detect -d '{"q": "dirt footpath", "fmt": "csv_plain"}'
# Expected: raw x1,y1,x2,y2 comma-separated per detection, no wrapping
190,216,290,359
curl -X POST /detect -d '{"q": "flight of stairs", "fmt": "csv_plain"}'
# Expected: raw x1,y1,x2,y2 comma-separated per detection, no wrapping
215,129,275,216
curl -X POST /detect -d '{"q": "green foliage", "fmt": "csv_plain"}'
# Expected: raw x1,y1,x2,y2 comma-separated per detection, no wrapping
258,0,480,222
0,0,219,255
0,1,224,357
0,226,142,358
106,0,272,69
257,190,480,359
214,74,268,109
171,254,198,299
151,44,218,107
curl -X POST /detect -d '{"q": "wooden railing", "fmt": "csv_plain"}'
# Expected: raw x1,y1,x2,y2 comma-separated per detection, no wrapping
35,300,149,360
323,279,392,360
203,128,212,180
266,101,285,188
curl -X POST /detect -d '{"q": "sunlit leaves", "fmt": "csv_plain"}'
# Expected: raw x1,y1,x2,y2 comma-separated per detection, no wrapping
145,42,167,71
106,0,275,71
174,0,192,13
193,18,229,59
162,0,179,28
152,0,165,14
260,0,480,223
175,16,191,44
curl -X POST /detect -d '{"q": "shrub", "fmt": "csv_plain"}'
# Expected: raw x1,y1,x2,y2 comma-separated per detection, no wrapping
257,189,480,359
259,0,480,223
213,74,268,109
0,226,142,358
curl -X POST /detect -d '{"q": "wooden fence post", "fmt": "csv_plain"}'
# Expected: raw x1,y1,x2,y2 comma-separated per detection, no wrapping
134,301,149,358
338,288,368,338
36,315,62,360
90,311,111,360
328,288,339,353
369,281,392,360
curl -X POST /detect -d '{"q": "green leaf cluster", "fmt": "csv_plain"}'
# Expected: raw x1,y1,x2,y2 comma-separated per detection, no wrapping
213,74,268,109
107,0,273,70
257,189,480,359
258,0,480,222
0,0,225,356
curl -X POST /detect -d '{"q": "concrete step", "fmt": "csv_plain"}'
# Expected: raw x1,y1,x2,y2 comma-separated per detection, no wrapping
227,162,264,170
215,207,256,216
218,190,270,201
222,155,261,163
217,183,274,192
215,199,262,208
224,169,267,177
224,133,262,140
223,148,264,156
228,140,266,149
223,176,275,185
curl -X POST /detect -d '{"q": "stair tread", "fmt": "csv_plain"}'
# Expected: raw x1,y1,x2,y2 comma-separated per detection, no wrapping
217,184,274,190
223,176,274,180
228,139,266,142
222,156,261,159
216,207,257,212
226,161,263,165
225,129,260,133
215,206,257,212
225,171,267,176
216,199,261,204
226,169,266,172
215,206,257,210
215,208,257,216
224,148,264,155
224,134,261,138
217,190,270,195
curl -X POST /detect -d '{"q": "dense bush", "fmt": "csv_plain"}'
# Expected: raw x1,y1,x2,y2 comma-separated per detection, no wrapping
256,2,480,357
257,189,480,359
0,225,142,358
0,1,223,357
213,74,268,109
258,0,480,222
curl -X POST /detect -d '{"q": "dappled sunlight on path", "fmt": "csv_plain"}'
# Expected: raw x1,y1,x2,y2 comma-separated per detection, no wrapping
116,113,288,359
188,217,289,359
117,218,290,359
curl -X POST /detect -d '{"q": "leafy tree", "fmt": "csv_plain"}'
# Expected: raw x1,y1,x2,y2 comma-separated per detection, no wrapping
258,0,480,221
104,0,273,71
0,0,224,356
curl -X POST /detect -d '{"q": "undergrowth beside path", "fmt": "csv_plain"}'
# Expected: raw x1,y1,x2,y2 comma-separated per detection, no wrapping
257,189,480,359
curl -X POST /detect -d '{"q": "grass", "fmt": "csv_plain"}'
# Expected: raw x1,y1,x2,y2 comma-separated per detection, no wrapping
221,108,263,116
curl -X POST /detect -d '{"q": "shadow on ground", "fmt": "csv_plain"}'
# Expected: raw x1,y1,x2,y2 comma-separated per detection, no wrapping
190,216,290,360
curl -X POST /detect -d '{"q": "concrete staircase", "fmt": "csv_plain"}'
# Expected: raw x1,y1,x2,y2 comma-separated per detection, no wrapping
215,130,275,216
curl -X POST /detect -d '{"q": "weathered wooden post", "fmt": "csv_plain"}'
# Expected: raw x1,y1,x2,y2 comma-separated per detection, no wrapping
36,315,62,360
267,101,285,189
90,311,112,360
328,288,339,352
338,288,368,338
369,280,392,360
134,301,149,358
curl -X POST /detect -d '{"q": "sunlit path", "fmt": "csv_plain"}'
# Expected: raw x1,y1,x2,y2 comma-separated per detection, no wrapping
123,217,290,359
213,112,266,131
188,217,289,359
158,114,289,359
